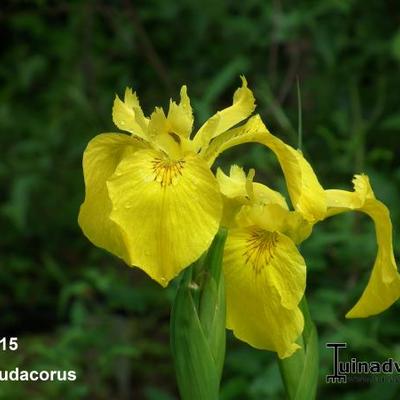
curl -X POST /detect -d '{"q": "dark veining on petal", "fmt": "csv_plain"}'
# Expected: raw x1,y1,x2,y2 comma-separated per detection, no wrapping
243,229,279,275
151,158,185,187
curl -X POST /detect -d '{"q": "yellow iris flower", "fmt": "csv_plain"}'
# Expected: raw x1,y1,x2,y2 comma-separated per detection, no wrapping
78,77,399,360
79,78,257,286
219,165,400,358
79,77,327,287
217,166,313,358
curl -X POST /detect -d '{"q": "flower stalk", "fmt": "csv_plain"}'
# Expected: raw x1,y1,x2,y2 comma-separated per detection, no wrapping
170,229,227,400
278,297,319,400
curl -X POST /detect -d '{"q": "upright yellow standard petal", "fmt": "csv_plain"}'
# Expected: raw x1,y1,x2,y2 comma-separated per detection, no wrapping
217,165,288,208
78,133,147,261
216,165,250,200
194,77,256,151
224,227,306,358
146,107,182,158
216,165,290,228
216,166,253,227
107,149,222,286
167,85,194,138
325,175,400,318
203,115,326,222
112,88,149,139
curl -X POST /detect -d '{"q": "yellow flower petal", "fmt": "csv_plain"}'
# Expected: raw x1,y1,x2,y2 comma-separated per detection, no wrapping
147,107,183,158
216,166,250,228
78,133,147,261
202,115,265,165
216,165,289,228
216,165,249,200
217,165,288,208
194,76,256,151
147,105,196,159
253,182,289,210
167,85,194,138
325,175,400,318
112,88,149,139
203,115,326,222
107,149,222,286
224,227,306,358
237,203,312,245
147,106,168,137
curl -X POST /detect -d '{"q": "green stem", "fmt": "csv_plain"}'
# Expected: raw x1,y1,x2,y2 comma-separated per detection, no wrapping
170,229,227,400
296,77,303,152
278,296,319,400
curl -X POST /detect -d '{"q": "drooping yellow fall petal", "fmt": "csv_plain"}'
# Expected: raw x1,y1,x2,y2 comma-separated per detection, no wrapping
78,133,148,261
193,77,256,151
325,175,400,318
167,85,194,138
204,115,326,222
112,88,149,139
224,226,306,358
106,149,222,286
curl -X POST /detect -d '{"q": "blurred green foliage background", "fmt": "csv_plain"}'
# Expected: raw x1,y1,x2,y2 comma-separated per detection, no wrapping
1,0,400,399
